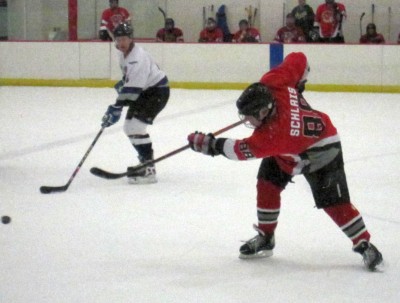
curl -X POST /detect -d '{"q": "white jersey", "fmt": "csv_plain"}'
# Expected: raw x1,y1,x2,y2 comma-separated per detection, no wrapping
117,44,168,103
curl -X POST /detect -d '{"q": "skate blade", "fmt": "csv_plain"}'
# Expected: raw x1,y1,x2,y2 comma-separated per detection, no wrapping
128,176,157,184
367,259,385,272
239,250,273,260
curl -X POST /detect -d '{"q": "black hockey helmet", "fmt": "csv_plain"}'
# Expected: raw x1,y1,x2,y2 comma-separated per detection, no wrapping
113,22,133,38
165,18,175,29
239,19,249,27
236,83,275,119
366,23,376,32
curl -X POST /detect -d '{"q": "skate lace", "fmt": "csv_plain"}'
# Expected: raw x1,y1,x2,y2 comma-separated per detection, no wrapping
241,224,268,249
145,166,156,176
242,235,265,249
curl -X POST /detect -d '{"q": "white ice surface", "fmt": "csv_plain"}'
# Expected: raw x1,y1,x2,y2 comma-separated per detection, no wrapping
0,86,399,303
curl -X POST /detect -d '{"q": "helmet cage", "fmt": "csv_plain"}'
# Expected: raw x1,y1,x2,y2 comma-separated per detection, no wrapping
113,22,133,38
236,82,275,128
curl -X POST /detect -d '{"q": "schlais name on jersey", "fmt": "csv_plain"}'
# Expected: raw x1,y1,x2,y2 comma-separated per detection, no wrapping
288,87,301,137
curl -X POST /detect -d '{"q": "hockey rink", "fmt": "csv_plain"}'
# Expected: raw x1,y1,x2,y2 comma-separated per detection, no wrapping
0,86,399,303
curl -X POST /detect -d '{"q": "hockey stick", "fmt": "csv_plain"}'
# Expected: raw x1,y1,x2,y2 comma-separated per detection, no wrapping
253,8,258,28
359,12,365,37
158,6,167,22
282,2,286,27
106,27,115,41
388,7,391,40
202,6,206,28
371,4,375,23
246,5,253,28
90,120,245,179
40,127,105,194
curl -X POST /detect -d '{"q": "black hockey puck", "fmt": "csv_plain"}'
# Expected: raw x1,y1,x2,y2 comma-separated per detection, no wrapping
1,216,11,224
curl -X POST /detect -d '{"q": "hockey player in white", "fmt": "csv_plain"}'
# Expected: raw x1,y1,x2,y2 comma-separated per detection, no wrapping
101,22,170,183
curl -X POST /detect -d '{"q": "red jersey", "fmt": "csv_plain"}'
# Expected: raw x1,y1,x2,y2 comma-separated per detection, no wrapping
199,28,223,42
223,52,340,175
101,7,130,32
315,2,346,38
156,28,184,42
232,28,261,43
360,33,385,44
274,26,306,43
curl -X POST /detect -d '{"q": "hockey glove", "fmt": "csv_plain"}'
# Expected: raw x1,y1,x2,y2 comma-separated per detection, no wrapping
309,27,320,42
101,104,123,127
188,132,220,156
99,29,111,41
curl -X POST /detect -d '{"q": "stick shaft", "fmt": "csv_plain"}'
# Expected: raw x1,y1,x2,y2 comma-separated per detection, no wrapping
136,120,245,170
371,4,375,23
359,12,365,36
388,7,391,39
40,127,105,193
65,127,105,187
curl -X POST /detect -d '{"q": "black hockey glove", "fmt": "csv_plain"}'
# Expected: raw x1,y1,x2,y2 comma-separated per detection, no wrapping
188,132,220,156
101,104,123,128
99,29,111,41
309,27,320,42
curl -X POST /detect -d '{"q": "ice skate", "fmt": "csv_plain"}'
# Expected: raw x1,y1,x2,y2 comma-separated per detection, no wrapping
353,241,383,271
239,225,275,259
127,162,157,184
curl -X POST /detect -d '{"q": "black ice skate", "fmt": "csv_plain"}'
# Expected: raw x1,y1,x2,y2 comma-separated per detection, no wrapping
239,225,275,259
353,241,383,271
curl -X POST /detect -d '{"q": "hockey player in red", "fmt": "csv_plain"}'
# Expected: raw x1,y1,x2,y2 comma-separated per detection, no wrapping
187,52,383,271
232,19,261,43
199,18,223,43
315,0,346,43
360,23,385,44
156,18,184,42
273,13,306,43
99,0,131,41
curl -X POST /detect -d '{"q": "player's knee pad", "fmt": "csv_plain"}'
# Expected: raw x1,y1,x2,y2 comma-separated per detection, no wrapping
304,163,350,209
257,157,292,189
123,117,148,137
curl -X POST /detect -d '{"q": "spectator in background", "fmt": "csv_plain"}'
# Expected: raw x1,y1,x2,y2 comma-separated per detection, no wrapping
232,19,261,43
291,0,315,42
397,32,400,44
156,18,184,42
99,0,131,41
360,23,385,44
199,18,223,43
314,0,346,43
273,13,306,43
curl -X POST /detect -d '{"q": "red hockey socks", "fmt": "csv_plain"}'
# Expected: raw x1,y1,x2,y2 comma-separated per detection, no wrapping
323,203,371,247
256,179,283,235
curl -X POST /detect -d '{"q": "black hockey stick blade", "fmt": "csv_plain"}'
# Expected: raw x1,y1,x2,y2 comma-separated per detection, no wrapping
90,167,127,179
40,185,69,194
40,127,105,194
